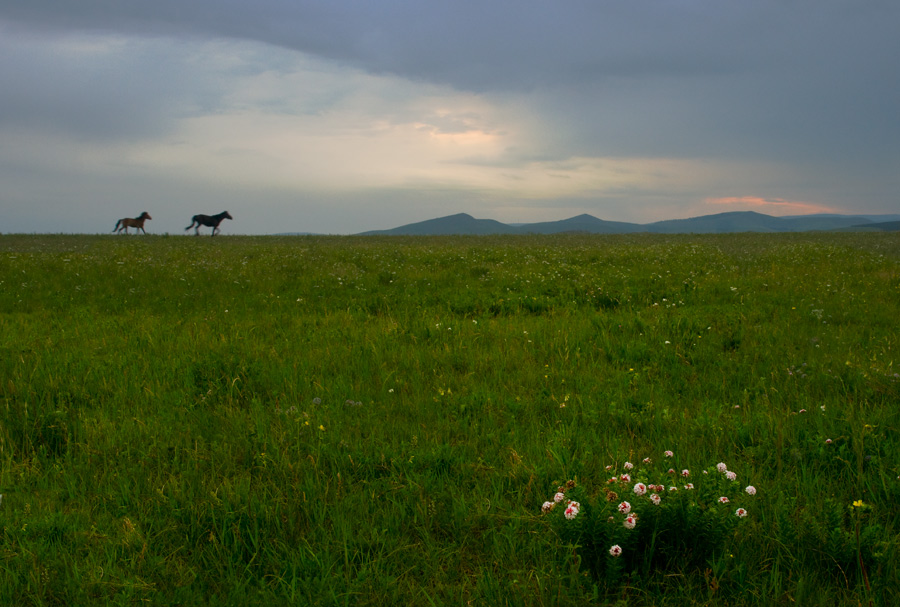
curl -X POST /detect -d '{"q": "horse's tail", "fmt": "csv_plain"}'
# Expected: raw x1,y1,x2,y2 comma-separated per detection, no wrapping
113,220,122,232
185,217,196,231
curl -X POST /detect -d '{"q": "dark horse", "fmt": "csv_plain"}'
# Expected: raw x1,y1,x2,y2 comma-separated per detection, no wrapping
185,211,233,236
113,212,152,234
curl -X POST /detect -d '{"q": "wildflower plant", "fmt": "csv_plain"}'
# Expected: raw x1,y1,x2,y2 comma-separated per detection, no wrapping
542,453,757,584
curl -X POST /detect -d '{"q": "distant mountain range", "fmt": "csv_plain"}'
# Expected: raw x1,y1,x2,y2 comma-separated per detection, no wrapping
358,211,900,236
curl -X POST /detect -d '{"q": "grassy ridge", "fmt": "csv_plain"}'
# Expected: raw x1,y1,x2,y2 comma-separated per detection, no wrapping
1,233,898,605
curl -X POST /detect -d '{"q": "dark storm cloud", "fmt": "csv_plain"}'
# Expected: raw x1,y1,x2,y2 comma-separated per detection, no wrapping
4,0,897,162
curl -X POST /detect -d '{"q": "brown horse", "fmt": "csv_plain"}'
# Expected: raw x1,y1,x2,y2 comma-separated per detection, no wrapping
113,212,152,234
185,211,233,236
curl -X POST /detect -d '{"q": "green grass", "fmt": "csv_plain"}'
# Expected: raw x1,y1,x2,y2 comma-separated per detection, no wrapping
1,232,898,605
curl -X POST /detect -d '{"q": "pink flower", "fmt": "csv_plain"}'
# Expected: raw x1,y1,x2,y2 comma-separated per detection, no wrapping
726,471,737,481
681,469,690,477
649,493,661,505
623,515,638,530
541,501,554,513
825,438,833,444
718,496,730,504
664,450,674,458
735,508,748,518
684,483,694,490
642,457,652,464
564,501,580,520
553,492,565,503
609,545,623,557
617,501,632,514
667,468,676,475
668,486,678,492
745,486,757,496
716,462,728,474
633,483,647,496
624,461,634,470
619,473,631,483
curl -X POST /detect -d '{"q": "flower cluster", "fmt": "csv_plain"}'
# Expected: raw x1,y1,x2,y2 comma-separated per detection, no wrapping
541,450,758,577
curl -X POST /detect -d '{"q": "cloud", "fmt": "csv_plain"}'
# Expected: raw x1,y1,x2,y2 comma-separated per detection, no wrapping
704,196,839,216
0,2,898,233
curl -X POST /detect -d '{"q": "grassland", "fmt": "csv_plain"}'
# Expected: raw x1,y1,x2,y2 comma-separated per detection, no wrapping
0,232,898,606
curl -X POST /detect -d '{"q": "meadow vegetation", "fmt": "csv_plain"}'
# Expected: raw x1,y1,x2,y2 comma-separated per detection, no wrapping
0,232,898,605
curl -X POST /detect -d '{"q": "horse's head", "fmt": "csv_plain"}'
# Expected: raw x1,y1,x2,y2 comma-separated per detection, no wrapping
224,211,233,220
140,212,152,220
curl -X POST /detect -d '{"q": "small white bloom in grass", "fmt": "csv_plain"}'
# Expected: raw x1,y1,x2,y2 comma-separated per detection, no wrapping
664,450,674,458
554,492,565,503
718,496,730,504
798,409,807,414
620,473,631,483
633,483,647,496
564,501,580,520
745,486,757,496
649,493,661,505
825,438,833,444
642,457,652,464
667,468,675,475
542,501,555,513
623,515,638,530
609,545,623,558
669,486,678,492
618,501,632,514
684,483,694,490
681,469,690,477
717,462,728,474
624,461,634,470
726,471,737,481
735,508,748,518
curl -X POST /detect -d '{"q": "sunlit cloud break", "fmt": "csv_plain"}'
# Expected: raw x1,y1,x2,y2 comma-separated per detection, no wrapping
704,196,837,216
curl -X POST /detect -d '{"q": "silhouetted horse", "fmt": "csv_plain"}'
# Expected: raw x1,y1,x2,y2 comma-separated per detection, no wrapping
113,212,152,234
185,211,233,236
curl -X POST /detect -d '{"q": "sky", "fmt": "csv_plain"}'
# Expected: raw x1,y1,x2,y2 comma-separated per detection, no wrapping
1,1,898,235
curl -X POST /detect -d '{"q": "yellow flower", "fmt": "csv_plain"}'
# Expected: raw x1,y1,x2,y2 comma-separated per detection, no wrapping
319,425,325,431
853,500,865,508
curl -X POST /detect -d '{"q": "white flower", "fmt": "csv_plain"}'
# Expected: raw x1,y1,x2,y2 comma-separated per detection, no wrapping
649,493,661,505
623,515,638,530
564,501,580,520
745,486,757,496
735,508,748,518
617,501,631,514
633,483,647,496
609,545,623,557
541,501,555,513
726,471,737,481
553,492,565,503
664,450,674,458
681,469,690,477
718,496,730,504
717,462,728,474
623,461,634,470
